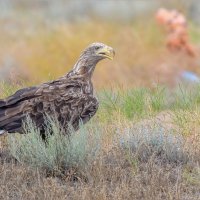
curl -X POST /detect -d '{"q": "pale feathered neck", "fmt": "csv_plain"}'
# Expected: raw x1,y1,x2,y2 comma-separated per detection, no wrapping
67,53,100,79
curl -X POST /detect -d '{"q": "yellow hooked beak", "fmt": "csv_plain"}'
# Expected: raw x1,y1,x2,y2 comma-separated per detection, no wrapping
96,46,115,60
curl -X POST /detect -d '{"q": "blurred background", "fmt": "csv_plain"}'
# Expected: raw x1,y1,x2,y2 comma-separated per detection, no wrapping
1,0,200,89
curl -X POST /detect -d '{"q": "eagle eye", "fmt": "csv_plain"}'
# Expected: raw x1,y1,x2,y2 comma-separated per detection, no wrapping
95,46,101,50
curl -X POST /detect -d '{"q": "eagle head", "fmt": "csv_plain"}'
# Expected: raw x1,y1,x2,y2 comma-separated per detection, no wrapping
84,42,115,60
72,42,115,76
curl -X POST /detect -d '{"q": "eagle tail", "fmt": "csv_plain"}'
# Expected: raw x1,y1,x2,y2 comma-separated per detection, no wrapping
0,130,6,135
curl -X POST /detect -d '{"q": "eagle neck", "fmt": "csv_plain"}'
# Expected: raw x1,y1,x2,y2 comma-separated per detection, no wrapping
71,55,99,79
64,59,96,94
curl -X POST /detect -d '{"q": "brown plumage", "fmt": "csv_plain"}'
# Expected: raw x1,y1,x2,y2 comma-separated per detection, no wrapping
0,42,114,137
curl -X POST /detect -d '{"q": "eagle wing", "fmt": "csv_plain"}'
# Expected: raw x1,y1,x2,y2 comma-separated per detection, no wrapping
0,80,98,134
0,86,42,133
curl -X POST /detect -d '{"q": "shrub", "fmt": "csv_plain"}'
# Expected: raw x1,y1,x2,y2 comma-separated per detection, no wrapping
118,123,189,164
8,116,102,174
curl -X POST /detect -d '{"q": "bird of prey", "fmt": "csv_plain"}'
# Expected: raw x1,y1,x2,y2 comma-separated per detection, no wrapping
0,42,115,138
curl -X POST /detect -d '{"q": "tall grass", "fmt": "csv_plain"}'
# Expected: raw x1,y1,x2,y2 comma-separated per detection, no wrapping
149,86,166,112
122,88,147,119
98,84,200,122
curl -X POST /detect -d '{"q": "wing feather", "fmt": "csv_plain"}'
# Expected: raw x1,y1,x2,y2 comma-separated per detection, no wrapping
0,86,38,108
0,86,41,133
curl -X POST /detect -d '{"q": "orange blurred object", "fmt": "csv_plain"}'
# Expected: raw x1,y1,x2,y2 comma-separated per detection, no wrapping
156,8,196,57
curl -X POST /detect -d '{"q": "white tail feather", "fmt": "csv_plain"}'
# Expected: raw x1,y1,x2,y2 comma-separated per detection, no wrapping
0,130,6,136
